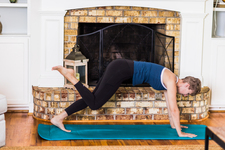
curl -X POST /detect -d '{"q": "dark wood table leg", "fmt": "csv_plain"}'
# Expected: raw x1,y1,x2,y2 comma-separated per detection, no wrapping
205,127,210,150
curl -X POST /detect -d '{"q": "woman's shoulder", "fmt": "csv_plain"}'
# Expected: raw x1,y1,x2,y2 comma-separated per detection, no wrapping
163,69,177,82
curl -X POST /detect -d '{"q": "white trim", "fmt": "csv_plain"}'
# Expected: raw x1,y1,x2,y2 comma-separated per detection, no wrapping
39,10,67,16
7,105,29,110
179,12,208,81
0,37,30,108
180,13,208,18
209,105,225,111
161,68,167,90
40,0,207,13
0,3,28,8
38,12,65,87
213,8,225,11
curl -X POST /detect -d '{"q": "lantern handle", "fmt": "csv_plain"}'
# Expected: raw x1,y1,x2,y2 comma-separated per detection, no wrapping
73,44,80,52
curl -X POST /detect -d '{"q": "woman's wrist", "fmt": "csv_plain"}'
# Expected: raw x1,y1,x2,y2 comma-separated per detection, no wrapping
178,131,183,136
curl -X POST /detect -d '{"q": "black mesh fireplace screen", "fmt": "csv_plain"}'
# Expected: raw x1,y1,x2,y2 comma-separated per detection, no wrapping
76,23,174,86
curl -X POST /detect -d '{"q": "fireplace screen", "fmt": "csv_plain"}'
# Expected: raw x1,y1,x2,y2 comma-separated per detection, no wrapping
76,23,174,86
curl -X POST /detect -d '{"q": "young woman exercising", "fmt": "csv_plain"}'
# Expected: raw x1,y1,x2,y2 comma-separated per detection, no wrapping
51,59,201,138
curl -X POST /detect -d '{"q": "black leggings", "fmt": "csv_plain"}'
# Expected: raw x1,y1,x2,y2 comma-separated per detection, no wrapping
65,59,134,116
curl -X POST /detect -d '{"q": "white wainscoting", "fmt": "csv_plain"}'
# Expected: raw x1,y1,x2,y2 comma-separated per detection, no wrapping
210,38,225,110
179,13,208,81
38,11,66,87
0,37,29,110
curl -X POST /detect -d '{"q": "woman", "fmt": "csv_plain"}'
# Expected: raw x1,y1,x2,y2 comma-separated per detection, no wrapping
51,59,201,138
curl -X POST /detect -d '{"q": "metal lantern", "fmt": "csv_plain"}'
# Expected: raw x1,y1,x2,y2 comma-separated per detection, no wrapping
63,44,89,88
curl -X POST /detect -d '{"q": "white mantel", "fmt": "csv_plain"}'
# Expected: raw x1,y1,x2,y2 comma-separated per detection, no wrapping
40,0,206,13
36,0,209,87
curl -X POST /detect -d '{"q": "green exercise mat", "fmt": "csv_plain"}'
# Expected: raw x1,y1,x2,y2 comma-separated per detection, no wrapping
38,124,207,140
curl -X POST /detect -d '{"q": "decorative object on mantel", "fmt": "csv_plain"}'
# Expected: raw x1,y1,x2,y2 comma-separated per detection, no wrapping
9,0,17,3
0,21,2,34
32,86,210,122
215,0,225,7
63,44,89,88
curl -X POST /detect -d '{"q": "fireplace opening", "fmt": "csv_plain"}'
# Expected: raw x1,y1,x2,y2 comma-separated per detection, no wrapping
74,23,174,86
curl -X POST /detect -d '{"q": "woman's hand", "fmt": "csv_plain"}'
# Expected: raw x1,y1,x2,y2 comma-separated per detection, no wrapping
170,125,196,138
178,132,197,138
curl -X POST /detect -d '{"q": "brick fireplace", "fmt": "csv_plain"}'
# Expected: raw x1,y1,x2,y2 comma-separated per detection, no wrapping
35,0,209,121
38,0,207,87
64,6,180,75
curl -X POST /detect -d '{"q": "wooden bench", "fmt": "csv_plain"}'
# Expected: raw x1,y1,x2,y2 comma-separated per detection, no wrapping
205,126,225,150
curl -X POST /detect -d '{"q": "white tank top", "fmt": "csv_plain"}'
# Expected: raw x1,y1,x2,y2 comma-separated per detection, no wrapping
161,68,179,90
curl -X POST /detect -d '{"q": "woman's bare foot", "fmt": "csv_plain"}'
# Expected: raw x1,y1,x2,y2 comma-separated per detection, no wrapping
52,65,78,85
50,112,71,132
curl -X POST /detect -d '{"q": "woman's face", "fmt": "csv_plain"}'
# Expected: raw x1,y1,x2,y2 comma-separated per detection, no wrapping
177,82,193,97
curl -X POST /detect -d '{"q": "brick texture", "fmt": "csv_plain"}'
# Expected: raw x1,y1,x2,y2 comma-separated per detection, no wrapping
97,17,114,23
89,10,105,16
106,10,123,16
115,17,132,23
141,11,158,17
32,86,210,121
71,10,88,16
64,6,181,70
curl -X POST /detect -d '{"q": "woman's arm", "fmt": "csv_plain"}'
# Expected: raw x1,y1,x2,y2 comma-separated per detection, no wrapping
164,91,175,128
166,82,197,138
164,91,188,129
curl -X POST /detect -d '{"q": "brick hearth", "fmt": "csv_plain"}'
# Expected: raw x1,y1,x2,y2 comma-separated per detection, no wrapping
32,86,210,121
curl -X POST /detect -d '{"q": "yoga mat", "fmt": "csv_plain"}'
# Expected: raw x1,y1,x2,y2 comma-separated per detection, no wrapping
38,124,207,140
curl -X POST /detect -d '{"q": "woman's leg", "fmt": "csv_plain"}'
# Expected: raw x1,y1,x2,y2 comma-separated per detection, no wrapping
50,99,87,132
51,66,79,85
51,59,133,131
50,76,105,132
50,66,84,132
72,59,134,110
64,76,104,116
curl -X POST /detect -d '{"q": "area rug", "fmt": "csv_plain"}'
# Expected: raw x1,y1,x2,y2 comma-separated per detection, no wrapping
0,145,223,150
38,124,207,140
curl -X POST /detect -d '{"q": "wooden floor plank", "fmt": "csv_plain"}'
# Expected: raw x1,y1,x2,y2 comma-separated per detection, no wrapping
4,112,225,146
70,140,84,146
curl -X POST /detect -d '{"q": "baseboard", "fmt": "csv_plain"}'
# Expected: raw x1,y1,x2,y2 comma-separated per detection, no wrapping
209,110,225,113
7,104,29,111
209,105,225,111
7,110,29,113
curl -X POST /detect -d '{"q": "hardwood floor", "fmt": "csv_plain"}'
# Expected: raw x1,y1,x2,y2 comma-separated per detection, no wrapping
5,112,225,146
